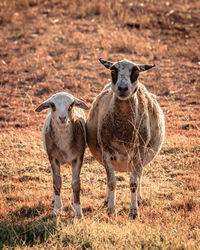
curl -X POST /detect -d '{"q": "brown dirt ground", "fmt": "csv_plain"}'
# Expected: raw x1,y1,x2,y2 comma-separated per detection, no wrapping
0,0,199,140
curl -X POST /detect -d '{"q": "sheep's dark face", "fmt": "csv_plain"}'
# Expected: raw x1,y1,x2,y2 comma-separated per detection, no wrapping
99,58,155,100
110,61,139,100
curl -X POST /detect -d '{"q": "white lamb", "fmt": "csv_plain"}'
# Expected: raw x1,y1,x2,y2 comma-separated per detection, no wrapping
36,92,89,217
86,59,165,219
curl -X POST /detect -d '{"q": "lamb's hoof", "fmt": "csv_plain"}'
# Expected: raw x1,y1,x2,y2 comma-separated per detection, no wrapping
53,195,63,216
129,208,139,220
73,203,83,218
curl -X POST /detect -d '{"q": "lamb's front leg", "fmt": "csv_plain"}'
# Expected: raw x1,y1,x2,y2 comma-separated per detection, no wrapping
103,152,116,216
129,164,142,219
50,158,63,215
72,157,83,217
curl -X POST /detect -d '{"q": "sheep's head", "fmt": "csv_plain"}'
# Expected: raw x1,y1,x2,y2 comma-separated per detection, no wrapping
35,92,89,128
99,58,155,100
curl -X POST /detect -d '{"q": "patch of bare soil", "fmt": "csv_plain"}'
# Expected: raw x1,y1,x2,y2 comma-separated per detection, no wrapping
0,0,199,137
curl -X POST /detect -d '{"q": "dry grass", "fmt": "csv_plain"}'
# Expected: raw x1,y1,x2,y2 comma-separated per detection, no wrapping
0,132,199,249
0,0,200,248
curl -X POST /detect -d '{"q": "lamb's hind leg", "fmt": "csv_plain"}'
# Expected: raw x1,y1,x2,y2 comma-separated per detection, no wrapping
51,158,63,215
72,157,83,217
103,152,116,216
129,164,142,219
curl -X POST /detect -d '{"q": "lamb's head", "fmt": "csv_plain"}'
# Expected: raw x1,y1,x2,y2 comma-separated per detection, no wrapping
99,58,155,100
35,92,89,128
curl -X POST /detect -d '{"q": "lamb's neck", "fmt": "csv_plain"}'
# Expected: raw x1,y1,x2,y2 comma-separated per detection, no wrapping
51,118,72,135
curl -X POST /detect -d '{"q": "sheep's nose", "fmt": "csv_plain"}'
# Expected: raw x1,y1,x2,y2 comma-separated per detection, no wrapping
118,86,128,92
59,116,66,123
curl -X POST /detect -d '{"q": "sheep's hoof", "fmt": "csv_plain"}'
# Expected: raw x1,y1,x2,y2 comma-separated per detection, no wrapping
103,200,108,207
53,207,63,216
73,212,83,218
137,195,142,207
129,208,139,220
107,207,116,216
137,199,142,207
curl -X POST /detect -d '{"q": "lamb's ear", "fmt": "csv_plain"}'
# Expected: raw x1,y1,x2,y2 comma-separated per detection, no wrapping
35,101,56,112
137,64,155,72
99,58,113,69
73,98,89,110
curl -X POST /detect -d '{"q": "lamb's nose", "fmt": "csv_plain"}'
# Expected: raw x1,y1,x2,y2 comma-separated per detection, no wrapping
59,116,66,123
118,86,128,92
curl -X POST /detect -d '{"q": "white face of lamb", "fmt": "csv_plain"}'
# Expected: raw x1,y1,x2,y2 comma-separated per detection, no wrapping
50,93,74,128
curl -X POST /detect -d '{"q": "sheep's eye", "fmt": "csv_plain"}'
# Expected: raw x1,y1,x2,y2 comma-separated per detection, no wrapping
50,103,56,112
68,102,74,112
130,67,139,83
111,66,118,85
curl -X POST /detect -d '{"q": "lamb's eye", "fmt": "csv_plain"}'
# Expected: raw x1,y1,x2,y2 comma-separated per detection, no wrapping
50,103,56,112
130,67,139,83
111,67,118,84
68,102,74,112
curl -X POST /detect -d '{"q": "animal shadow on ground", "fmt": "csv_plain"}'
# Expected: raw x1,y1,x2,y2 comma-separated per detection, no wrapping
0,205,59,248
0,202,96,248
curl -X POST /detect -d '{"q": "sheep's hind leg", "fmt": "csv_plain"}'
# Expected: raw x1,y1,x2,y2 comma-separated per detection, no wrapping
137,169,143,206
51,158,63,215
72,158,83,218
103,152,116,216
129,165,142,219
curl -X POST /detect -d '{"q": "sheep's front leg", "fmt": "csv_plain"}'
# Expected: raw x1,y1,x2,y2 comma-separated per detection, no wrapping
138,169,143,206
50,158,63,215
103,152,116,216
72,158,83,217
129,164,142,219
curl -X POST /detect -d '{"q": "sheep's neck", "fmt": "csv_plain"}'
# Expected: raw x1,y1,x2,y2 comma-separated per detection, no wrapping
113,95,135,118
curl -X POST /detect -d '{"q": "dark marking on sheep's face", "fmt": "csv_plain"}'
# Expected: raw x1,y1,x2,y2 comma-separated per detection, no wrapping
110,65,118,85
130,66,139,84
50,103,56,112
68,101,74,112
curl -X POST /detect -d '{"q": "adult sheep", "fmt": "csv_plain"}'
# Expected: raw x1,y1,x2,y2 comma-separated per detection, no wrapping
86,59,165,219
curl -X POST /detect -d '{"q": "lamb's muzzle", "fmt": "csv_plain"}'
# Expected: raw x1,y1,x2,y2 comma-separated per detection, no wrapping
36,92,89,217
86,59,165,219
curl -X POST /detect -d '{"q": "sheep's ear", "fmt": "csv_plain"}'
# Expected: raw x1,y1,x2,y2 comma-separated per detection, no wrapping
137,64,155,72
99,58,113,69
35,102,55,112
73,98,89,110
